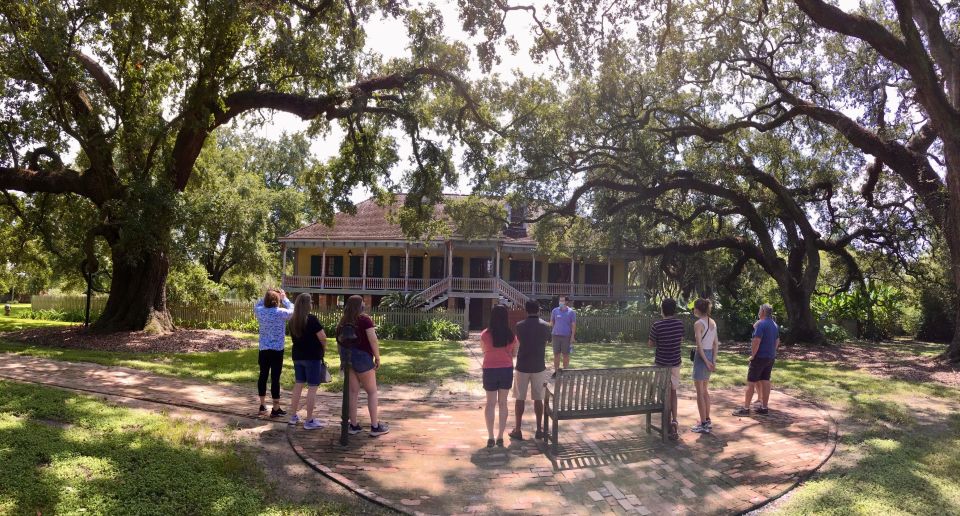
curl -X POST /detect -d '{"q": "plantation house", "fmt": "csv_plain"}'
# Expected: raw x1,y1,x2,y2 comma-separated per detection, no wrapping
280,195,641,329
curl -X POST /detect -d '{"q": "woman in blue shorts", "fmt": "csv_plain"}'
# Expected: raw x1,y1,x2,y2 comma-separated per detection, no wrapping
691,298,718,433
336,295,389,437
288,294,327,430
480,304,517,447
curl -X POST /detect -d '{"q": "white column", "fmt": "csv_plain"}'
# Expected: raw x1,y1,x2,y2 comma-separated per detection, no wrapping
281,243,287,286
320,247,326,289
362,245,368,290
532,253,536,296
448,241,454,278
404,246,410,291
570,256,575,283
495,246,501,279
607,257,612,298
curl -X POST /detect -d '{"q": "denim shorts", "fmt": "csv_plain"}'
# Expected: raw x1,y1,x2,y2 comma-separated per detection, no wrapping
293,360,323,386
482,367,514,391
339,347,376,374
692,349,714,381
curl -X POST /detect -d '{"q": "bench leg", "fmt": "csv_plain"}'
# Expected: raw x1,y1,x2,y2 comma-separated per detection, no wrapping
552,420,559,454
543,397,550,442
661,408,668,443
646,413,652,434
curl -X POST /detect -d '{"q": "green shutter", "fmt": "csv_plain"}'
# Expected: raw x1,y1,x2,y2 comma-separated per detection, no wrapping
310,256,321,276
372,256,384,277
332,256,344,277
389,256,402,278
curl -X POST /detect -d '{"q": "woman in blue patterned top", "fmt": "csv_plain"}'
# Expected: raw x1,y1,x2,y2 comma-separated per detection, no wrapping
255,288,294,417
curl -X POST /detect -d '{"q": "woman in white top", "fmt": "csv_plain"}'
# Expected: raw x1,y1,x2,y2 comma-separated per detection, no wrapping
691,298,718,433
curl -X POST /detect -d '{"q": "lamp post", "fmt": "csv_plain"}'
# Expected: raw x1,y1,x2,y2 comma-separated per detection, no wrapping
339,335,352,446
80,259,98,328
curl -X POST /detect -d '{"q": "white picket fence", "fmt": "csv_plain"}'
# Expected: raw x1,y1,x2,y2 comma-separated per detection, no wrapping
32,295,722,341
30,295,468,333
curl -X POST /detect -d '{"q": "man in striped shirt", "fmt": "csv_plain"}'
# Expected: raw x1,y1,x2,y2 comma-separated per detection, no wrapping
648,298,684,440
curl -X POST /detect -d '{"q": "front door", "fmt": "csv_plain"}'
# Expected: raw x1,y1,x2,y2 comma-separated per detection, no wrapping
470,258,492,278
469,298,484,330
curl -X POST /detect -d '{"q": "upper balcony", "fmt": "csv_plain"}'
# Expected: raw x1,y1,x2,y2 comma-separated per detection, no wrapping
280,275,644,301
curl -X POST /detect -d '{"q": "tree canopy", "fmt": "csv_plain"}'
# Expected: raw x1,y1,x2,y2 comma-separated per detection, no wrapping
0,0,496,331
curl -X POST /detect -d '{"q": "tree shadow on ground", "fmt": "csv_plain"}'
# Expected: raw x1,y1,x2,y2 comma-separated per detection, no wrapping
0,380,354,516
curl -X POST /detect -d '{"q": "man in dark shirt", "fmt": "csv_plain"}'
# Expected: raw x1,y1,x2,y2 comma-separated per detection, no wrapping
648,298,684,439
509,299,552,441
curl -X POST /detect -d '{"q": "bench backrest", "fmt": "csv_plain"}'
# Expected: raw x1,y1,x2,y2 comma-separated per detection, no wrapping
554,366,670,418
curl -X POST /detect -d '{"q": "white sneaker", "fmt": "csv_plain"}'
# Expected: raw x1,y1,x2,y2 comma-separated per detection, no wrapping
691,423,707,433
288,415,300,426
303,418,325,430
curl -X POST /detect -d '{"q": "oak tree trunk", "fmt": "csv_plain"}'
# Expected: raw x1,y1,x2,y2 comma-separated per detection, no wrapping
781,281,824,345
946,219,960,363
91,245,174,333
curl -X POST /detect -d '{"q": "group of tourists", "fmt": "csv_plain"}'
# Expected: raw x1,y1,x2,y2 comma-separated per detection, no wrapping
481,294,780,445
256,286,779,446
253,289,389,437
648,298,781,440
478,295,577,446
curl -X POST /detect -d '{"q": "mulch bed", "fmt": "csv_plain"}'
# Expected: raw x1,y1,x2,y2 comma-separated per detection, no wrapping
723,340,960,387
1,326,253,353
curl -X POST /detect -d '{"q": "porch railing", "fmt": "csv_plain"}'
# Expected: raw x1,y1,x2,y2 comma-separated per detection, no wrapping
281,275,643,299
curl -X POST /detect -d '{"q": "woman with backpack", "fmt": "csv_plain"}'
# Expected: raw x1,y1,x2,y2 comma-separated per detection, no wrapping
254,288,294,417
691,298,719,434
480,304,518,447
287,293,328,430
336,295,389,437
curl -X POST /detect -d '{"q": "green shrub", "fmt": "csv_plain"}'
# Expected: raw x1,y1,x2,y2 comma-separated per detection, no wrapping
822,323,850,343
916,284,957,343
21,309,88,323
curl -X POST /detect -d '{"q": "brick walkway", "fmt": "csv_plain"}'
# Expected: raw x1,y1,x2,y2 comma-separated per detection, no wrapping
291,388,836,515
0,352,837,516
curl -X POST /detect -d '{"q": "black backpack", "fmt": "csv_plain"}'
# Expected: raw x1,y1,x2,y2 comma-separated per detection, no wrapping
337,323,360,350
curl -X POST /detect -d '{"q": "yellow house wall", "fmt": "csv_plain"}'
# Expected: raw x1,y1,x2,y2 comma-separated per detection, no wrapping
292,246,629,285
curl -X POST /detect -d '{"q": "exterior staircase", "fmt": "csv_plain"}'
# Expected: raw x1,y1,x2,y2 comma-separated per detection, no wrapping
416,277,529,311
418,278,450,310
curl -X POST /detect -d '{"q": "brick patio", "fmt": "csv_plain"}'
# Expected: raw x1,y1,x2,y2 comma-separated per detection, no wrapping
290,388,836,515
0,352,837,515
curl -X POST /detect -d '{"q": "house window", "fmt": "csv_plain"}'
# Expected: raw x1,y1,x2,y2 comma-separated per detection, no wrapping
325,256,344,277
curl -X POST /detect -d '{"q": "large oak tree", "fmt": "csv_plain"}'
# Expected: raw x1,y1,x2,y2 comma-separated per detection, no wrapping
1,1,491,331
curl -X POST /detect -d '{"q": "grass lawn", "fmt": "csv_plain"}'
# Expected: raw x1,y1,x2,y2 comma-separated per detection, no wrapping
0,316,75,332
0,379,355,515
2,303,32,318
0,318,469,392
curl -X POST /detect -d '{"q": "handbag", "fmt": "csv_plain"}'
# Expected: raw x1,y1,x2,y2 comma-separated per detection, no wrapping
320,361,333,383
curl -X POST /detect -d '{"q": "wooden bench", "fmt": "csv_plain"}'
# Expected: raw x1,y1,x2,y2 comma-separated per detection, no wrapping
543,366,672,452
